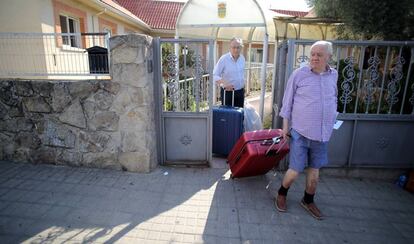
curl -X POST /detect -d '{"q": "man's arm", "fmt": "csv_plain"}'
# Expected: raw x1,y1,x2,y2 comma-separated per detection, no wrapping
213,57,225,86
279,71,297,139
282,118,290,140
213,57,234,90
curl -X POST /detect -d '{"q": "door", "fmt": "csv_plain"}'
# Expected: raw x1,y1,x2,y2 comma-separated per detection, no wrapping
153,38,214,165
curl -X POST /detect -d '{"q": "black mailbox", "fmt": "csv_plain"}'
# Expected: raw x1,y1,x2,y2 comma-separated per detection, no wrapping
86,46,109,74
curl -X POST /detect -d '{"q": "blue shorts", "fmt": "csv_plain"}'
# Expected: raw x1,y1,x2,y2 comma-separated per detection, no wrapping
288,129,329,173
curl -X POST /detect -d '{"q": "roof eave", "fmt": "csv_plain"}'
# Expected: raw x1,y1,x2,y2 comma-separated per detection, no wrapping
150,28,176,34
93,0,151,32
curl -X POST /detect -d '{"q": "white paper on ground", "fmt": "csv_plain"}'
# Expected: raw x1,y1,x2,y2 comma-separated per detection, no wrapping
333,120,343,130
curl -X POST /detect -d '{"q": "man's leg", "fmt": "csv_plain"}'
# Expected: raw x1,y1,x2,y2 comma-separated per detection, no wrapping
234,88,244,108
282,168,300,189
275,168,299,212
305,167,319,194
300,140,328,220
275,129,306,212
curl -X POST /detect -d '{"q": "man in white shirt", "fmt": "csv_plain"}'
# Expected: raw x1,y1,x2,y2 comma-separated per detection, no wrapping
213,37,246,107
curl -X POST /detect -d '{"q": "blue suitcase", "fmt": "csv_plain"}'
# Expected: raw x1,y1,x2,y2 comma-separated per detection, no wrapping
212,91,244,156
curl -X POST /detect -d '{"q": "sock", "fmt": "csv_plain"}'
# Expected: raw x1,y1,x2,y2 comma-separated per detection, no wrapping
278,185,289,196
303,191,314,204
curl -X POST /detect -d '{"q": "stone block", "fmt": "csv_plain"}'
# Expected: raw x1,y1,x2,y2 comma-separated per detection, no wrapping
109,34,152,50
82,152,120,170
58,98,86,129
51,83,72,112
93,90,115,110
0,80,20,106
67,81,99,100
110,87,144,114
119,151,151,173
22,96,51,113
2,144,15,160
0,101,10,120
112,46,144,64
9,103,23,117
0,99,22,119
78,131,111,153
87,111,119,131
15,131,41,149
57,150,81,166
111,63,148,88
39,120,76,149
0,117,33,132
120,131,146,152
13,147,32,163
31,81,54,98
14,81,34,97
31,147,60,164
83,100,97,119
118,107,151,132
103,132,121,153
100,80,120,95
0,132,15,160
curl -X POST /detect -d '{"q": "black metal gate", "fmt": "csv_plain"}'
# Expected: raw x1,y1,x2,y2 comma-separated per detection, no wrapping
272,40,414,168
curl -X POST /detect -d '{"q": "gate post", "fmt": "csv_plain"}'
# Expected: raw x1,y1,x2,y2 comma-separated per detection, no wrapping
272,41,288,129
110,34,158,172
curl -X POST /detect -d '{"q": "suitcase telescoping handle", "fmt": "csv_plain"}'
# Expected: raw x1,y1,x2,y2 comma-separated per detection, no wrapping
265,136,288,156
223,88,235,107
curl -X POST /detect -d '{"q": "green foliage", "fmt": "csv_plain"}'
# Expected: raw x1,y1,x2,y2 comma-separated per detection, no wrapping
307,0,414,40
161,43,196,80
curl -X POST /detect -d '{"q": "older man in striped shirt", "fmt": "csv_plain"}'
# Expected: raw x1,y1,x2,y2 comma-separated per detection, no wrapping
275,41,338,220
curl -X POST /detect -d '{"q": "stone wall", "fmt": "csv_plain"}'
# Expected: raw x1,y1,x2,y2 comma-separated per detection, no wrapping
0,34,157,172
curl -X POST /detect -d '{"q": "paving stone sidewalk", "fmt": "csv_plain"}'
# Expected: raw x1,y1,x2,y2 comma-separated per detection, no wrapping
0,160,413,244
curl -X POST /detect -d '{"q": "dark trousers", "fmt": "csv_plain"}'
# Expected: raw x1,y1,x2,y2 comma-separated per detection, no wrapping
220,88,244,108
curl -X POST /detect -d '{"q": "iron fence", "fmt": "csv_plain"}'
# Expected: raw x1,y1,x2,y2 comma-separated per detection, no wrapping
245,62,274,93
0,32,110,78
286,40,414,115
273,40,414,169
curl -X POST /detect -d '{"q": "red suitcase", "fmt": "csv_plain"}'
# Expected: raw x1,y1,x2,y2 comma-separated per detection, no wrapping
227,129,289,179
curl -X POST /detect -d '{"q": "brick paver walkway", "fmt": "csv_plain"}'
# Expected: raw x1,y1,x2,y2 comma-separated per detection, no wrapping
0,161,413,243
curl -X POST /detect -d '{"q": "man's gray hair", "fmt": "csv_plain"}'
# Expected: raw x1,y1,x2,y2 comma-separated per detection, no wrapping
311,40,333,55
230,37,243,47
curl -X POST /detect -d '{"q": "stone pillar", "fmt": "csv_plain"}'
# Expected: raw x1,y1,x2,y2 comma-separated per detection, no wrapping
110,34,157,173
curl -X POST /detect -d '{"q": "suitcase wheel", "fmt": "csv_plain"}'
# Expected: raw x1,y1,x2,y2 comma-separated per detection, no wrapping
230,174,234,179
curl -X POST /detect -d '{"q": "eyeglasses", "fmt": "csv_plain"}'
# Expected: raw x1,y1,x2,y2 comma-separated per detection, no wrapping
230,46,242,50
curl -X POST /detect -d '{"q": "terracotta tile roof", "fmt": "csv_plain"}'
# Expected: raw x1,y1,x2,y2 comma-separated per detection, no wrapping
115,0,184,30
99,0,149,28
271,9,309,17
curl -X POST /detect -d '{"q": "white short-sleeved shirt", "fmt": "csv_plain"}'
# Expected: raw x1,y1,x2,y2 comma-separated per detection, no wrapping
213,52,245,90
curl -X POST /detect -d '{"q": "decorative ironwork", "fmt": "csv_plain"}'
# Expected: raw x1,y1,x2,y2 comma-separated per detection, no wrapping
165,53,178,78
296,55,309,67
340,57,356,112
410,81,414,114
180,135,192,146
386,56,405,113
192,54,204,106
376,137,389,149
165,54,179,109
364,56,380,113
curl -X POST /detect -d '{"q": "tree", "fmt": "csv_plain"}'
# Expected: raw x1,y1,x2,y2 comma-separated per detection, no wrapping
307,0,414,40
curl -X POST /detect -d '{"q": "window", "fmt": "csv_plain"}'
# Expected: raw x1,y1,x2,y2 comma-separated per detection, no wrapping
250,48,263,63
59,14,80,48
